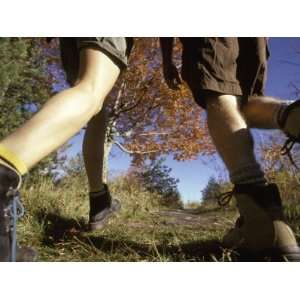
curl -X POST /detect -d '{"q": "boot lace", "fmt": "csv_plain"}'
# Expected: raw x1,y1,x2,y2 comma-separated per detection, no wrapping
281,137,299,169
217,190,235,207
7,188,24,262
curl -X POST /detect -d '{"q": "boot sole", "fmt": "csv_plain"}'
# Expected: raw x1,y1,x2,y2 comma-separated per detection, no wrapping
235,246,300,262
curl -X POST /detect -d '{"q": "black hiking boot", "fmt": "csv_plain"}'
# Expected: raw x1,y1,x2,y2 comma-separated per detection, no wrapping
0,163,36,262
222,183,300,261
88,184,121,231
278,99,300,167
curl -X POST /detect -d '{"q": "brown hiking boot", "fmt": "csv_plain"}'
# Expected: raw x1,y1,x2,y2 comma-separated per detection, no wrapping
0,163,37,262
222,183,300,261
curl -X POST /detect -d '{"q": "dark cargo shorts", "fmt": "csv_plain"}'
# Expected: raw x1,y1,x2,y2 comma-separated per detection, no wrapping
59,37,133,85
179,37,269,109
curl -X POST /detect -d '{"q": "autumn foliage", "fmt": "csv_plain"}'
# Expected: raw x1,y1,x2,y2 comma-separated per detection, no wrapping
103,38,215,166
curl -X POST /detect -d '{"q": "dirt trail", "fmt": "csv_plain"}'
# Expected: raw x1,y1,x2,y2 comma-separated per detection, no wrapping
156,207,235,229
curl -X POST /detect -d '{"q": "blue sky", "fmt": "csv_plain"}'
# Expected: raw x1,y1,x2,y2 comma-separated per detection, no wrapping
66,38,300,203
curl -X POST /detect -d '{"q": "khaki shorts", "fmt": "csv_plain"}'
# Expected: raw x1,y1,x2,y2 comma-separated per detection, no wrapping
59,37,133,85
180,37,269,108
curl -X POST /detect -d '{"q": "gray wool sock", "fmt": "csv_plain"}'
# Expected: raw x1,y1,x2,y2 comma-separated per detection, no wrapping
230,163,267,185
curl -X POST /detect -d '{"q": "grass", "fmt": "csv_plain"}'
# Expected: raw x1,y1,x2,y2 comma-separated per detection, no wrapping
16,173,300,262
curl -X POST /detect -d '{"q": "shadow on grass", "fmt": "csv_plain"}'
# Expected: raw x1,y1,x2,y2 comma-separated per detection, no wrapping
35,212,279,262
35,211,87,245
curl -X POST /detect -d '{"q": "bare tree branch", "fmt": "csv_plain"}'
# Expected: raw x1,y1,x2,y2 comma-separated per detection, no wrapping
114,140,159,155
288,82,300,97
116,78,155,116
123,102,161,134
137,132,170,136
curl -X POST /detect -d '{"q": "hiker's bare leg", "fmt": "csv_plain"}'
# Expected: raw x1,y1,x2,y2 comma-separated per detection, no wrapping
82,102,122,231
206,94,265,184
0,48,120,171
82,105,108,192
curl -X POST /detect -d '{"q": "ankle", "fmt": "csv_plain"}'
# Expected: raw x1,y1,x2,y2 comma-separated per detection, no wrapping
89,183,106,194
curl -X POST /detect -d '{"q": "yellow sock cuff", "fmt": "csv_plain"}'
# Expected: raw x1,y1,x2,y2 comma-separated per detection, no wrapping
0,145,27,175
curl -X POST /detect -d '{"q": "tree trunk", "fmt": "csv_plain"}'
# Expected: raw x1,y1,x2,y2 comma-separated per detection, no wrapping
102,139,112,183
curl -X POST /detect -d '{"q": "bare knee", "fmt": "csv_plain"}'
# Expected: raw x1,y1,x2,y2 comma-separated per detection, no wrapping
73,80,105,114
205,93,247,132
206,94,239,113
73,48,120,114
